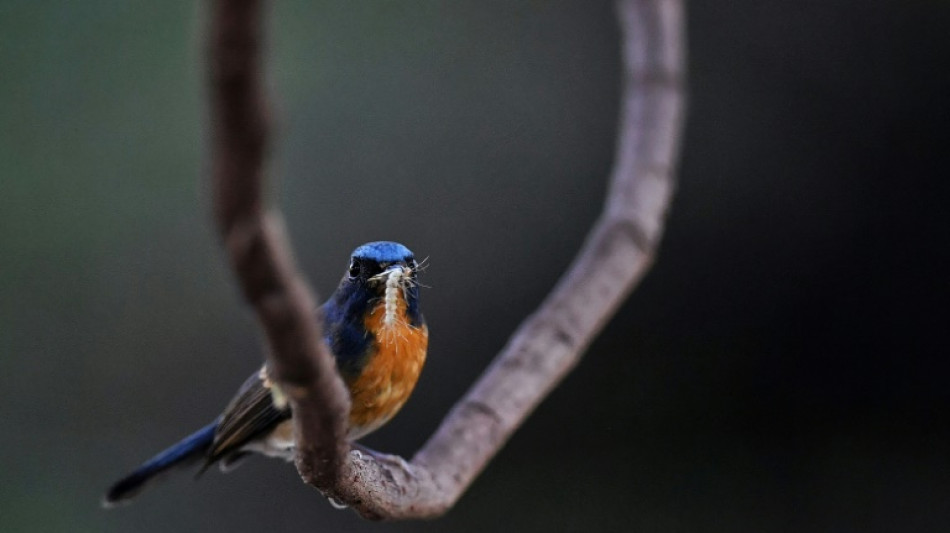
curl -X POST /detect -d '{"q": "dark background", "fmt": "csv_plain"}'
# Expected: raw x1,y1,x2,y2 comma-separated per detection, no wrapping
2,1,947,531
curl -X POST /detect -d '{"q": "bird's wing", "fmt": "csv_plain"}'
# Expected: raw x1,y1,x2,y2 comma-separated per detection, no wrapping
206,367,291,465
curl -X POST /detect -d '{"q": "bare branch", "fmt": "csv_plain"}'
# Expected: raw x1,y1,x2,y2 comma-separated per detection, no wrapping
208,0,350,488
208,0,686,521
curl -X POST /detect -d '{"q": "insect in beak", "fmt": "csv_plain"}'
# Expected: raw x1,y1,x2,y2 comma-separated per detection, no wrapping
370,265,409,330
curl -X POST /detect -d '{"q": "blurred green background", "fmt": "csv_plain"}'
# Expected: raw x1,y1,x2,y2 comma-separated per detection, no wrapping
2,1,948,531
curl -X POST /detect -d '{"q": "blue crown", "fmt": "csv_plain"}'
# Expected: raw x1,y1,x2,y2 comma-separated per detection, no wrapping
351,241,414,263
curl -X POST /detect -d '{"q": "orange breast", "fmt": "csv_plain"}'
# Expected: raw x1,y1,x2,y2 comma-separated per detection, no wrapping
346,298,428,440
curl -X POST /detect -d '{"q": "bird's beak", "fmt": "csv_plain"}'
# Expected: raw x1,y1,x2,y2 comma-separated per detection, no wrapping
385,263,407,275
370,264,409,284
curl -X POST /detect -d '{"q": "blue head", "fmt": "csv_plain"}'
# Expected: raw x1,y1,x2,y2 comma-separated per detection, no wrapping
323,242,424,377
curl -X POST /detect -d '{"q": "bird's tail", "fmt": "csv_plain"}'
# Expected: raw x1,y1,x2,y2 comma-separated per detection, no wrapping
102,422,217,507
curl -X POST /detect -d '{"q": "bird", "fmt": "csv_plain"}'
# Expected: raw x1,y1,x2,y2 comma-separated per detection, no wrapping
103,241,428,507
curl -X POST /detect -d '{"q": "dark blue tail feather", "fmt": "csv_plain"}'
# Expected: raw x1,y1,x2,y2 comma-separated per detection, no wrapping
103,422,217,507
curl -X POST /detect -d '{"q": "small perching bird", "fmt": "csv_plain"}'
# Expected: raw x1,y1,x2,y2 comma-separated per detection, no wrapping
104,241,428,506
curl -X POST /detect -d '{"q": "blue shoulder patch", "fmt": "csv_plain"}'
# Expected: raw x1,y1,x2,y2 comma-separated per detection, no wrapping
351,241,413,263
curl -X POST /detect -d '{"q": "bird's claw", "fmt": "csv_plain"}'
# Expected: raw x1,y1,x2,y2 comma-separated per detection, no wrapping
351,446,416,480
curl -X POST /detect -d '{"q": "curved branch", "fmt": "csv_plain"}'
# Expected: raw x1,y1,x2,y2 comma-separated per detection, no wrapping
208,0,686,521
208,0,350,489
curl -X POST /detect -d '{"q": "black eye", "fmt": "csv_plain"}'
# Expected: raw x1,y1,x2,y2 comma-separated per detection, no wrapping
348,260,361,278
